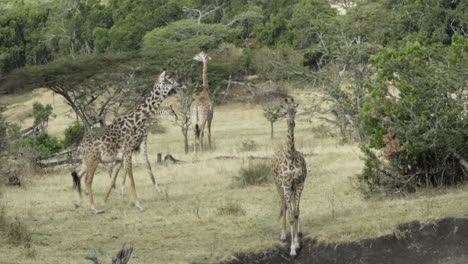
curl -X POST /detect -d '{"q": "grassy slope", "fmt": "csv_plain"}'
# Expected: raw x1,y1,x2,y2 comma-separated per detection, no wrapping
1,88,468,264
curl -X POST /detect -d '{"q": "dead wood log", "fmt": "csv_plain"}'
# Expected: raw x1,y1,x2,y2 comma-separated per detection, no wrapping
164,154,186,164
85,243,134,264
112,243,134,264
38,147,77,160
36,158,82,168
157,153,163,165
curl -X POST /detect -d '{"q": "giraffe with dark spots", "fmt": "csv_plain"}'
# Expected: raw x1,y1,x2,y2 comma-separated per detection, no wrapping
71,72,185,214
271,97,308,256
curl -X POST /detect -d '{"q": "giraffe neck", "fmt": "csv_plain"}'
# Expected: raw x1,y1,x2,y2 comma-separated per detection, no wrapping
202,56,209,92
285,121,296,160
134,82,170,122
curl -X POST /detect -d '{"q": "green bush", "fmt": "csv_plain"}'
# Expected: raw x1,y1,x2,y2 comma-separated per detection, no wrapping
31,102,53,127
62,123,85,148
14,132,63,156
357,37,467,194
234,161,271,187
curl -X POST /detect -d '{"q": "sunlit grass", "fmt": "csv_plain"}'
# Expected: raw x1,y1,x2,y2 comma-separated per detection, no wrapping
1,88,467,263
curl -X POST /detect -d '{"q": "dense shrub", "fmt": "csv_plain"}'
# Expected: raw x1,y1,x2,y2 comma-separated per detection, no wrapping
357,36,467,194
234,161,271,187
14,132,63,156
62,123,85,148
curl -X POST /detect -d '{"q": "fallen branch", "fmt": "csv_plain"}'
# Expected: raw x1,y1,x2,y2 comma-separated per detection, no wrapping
38,147,77,160
164,154,186,164
36,158,82,168
85,243,134,264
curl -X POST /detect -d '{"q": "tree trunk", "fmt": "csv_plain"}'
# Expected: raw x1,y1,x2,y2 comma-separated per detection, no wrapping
270,121,274,139
182,128,189,154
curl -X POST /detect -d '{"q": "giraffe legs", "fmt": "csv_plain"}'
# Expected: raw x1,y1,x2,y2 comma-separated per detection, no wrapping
123,152,144,211
84,159,104,214
74,166,87,207
140,136,161,192
104,161,123,202
282,182,300,256
207,112,213,151
275,183,287,242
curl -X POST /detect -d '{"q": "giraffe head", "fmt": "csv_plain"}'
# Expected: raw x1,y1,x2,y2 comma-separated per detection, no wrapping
157,71,186,96
279,98,299,127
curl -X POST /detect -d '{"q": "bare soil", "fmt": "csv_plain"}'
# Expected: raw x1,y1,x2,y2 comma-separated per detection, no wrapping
216,217,468,264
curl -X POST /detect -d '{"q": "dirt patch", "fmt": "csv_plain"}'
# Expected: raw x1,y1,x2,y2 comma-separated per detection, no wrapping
215,217,468,264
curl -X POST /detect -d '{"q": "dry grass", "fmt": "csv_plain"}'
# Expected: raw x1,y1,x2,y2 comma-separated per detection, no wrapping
1,88,468,263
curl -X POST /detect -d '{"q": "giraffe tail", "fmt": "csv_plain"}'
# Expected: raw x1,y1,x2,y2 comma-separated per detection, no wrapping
71,171,81,192
195,124,200,138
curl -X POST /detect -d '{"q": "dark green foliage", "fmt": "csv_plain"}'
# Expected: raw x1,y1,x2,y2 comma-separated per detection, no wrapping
31,102,53,127
234,162,271,187
14,132,63,156
0,4,51,73
357,36,467,193
62,123,84,148
142,20,240,56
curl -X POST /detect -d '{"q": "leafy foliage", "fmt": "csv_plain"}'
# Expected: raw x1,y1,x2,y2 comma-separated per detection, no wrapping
31,102,53,127
62,122,84,148
142,20,240,56
14,132,63,156
358,36,467,193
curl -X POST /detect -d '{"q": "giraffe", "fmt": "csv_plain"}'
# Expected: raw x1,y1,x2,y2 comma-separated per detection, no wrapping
110,105,178,195
79,106,178,196
71,71,185,214
191,51,214,153
271,97,308,256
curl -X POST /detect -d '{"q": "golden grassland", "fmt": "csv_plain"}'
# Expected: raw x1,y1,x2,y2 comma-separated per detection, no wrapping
1,88,468,264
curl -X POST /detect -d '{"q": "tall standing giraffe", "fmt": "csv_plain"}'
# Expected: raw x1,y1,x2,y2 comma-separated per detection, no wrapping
191,51,214,152
271,97,308,256
71,71,185,213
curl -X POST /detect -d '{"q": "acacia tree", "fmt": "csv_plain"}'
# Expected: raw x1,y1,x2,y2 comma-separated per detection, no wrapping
175,85,195,154
32,102,54,131
263,105,284,138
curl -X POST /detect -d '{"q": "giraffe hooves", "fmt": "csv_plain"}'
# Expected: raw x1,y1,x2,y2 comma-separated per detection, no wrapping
280,231,287,242
154,184,162,193
289,247,297,257
135,201,144,211
94,209,105,214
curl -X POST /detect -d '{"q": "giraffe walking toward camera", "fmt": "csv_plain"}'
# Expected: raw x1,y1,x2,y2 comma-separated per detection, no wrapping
71,72,185,214
271,97,307,256
191,51,214,152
